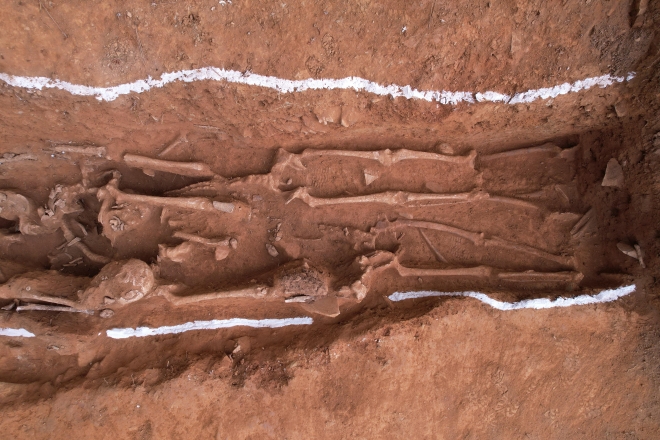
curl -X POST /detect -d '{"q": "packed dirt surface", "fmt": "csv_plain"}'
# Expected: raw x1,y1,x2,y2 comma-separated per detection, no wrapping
0,0,659,438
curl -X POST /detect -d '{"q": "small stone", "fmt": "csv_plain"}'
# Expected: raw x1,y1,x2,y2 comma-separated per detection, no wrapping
266,243,279,257
99,309,115,318
364,170,379,185
229,238,238,249
602,159,624,188
213,201,235,213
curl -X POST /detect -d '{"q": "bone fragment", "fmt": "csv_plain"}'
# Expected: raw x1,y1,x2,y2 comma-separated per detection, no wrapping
394,263,493,279
266,243,279,257
16,304,94,314
301,148,477,168
480,143,562,161
159,286,270,305
212,201,235,213
47,145,107,157
285,295,314,303
123,154,214,178
0,153,38,165
497,271,584,283
158,133,188,157
571,209,594,236
60,222,111,265
417,228,447,263
617,242,645,268
602,159,624,188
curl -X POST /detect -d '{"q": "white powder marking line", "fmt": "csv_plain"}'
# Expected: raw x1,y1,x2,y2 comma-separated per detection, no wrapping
0,69,635,104
0,328,36,338
389,284,636,310
106,316,314,339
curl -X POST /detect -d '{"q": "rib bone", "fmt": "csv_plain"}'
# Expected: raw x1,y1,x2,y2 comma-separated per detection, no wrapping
123,154,214,178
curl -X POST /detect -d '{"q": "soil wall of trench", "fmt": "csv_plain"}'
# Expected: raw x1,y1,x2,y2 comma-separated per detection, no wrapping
0,0,659,438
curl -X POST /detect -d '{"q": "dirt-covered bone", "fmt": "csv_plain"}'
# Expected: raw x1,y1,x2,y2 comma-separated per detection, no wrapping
0,191,45,235
301,148,477,168
288,187,540,210
373,219,575,269
123,154,214,178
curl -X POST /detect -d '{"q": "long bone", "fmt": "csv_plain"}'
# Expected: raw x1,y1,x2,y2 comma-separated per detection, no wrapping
287,187,540,210
46,144,107,157
123,154,214,178
497,271,584,283
479,143,562,162
100,173,232,213
301,148,477,168
158,286,270,305
365,251,583,290
375,219,575,268
0,153,38,165
16,304,94,314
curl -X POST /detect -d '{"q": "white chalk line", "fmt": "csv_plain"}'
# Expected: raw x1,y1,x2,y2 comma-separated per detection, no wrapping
0,328,35,338
0,285,636,339
0,68,635,104
389,284,636,310
106,317,314,339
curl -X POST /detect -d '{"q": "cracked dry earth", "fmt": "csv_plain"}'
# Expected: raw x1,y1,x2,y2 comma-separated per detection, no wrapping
0,0,660,438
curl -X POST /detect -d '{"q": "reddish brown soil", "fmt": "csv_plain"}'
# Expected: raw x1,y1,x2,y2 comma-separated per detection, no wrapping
0,0,659,438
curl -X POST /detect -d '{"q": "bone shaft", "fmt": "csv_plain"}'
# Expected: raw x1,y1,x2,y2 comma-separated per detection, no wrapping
397,220,481,245
123,154,213,177
172,231,230,246
571,208,593,235
392,149,472,164
21,293,80,309
481,144,561,161
396,264,492,278
16,304,93,314
164,288,269,305
497,272,581,282
49,146,106,156
113,190,215,211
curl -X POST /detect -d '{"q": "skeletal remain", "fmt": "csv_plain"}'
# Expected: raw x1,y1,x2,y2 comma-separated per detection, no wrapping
159,286,270,305
16,304,94,315
47,144,107,157
0,191,46,235
99,172,231,213
617,243,645,268
123,154,214,178
497,271,584,284
170,231,233,261
571,209,594,237
375,219,575,269
417,228,447,263
602,158,624,188
480,143,562,162
266,243,280,257
288,187,540,211
158,133,188,157
60,222,111,265
301,148,477,168
0,153,38,165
